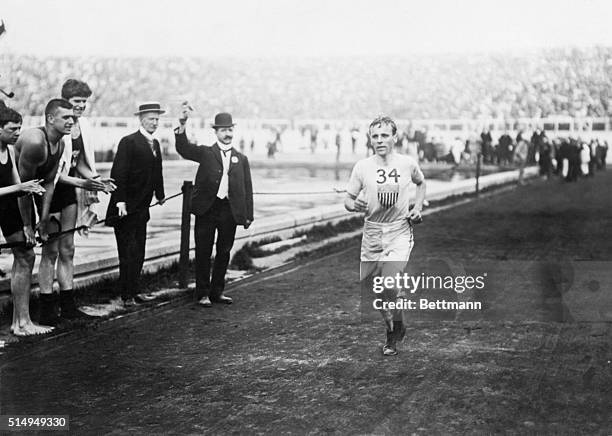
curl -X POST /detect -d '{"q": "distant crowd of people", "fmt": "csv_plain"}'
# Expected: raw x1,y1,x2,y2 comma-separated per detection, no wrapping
3,46,612,120
389,127,609,183
256,123,609,181
546,136,609,182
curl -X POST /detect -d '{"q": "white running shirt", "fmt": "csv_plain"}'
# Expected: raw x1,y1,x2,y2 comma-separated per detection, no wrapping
347,153,424,223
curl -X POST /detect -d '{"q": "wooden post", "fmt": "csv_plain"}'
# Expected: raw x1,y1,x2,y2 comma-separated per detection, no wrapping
178,181,193,289
475,153,482,196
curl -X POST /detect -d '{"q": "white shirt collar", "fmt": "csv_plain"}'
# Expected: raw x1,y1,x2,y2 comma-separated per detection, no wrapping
139,127,155,142
218,143,233,153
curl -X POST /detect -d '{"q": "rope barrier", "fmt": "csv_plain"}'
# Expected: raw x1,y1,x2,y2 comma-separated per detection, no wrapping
0,186,429,278
0,191,184,252
254,188,346,195
0,188,346,252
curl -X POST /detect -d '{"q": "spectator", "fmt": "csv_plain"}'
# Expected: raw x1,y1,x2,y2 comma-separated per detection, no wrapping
175,111,253,308
498,131,514,166
566,138,581,182
580,141,591,176
514,133,529,185
0,105,46,336
480,128,493,163
105,102,166,307
538,137,553,179
4,48,612,120
595,140,608,170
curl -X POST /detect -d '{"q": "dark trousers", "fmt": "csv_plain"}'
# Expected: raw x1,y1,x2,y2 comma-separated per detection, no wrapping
114,212,148,299
195,198,237,300
567,158,580,182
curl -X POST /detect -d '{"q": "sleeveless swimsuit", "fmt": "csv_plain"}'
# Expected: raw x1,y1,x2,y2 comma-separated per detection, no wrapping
33,127,62,216
0,147,24,237
50,133,82,213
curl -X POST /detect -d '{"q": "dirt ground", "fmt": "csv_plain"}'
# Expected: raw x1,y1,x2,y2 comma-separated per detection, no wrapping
1,170,611,434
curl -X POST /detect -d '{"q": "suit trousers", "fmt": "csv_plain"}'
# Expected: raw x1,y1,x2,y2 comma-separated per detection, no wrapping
113,211,148,299
195,198,237,300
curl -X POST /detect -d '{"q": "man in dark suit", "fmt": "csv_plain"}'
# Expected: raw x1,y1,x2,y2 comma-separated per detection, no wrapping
175,110,253,307
106,102,165,307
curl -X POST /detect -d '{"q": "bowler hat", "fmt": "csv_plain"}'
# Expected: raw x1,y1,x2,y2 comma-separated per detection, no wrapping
134,101,166,115
212,112,235,128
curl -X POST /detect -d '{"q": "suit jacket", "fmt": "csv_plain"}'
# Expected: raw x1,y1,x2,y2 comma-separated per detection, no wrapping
105,130,164,225
175,130,253,225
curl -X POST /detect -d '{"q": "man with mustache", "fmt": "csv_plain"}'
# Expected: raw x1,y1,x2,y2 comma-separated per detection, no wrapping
175,110,253,307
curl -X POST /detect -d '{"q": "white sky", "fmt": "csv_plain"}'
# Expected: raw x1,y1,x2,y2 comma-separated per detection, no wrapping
1,0,612,57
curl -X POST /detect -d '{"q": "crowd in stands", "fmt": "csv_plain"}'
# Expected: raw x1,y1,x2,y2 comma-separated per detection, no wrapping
2,47,612,120
390,126,609,182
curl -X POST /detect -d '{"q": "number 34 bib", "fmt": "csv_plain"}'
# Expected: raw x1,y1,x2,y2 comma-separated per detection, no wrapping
347,154,424,222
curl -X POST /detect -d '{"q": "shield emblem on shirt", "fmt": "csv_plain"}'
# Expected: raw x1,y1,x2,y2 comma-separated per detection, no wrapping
377,184,399,208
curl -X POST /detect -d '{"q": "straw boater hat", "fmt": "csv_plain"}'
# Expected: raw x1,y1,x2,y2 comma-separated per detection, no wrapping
134,101,166,116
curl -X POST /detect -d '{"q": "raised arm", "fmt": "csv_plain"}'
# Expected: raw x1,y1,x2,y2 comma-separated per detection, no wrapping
174,125,202,162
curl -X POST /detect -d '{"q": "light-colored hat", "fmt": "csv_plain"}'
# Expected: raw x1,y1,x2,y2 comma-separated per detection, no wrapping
134,101,166,115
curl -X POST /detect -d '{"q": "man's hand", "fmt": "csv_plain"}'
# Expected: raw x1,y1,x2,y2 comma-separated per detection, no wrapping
179,101,193,125
351,198,368,213
407,206,422,224
244,219,252,230
116,202,128,217
157,198,165,206
19,179,45,196
100,177,117,193
81,177,108,192
37,219,50,242
23,225,36,246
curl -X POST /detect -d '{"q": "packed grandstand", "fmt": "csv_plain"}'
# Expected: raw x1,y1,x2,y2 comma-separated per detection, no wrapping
2,47,612,120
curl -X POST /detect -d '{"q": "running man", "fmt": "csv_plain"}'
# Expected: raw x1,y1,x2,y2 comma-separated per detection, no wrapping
345,115,426,356
0,105,45,334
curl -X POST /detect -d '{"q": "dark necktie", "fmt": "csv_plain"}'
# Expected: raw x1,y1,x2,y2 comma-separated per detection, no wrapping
147,138,157,157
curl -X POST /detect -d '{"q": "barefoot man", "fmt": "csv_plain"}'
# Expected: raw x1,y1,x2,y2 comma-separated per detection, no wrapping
13,99,74,335
0,104,47,336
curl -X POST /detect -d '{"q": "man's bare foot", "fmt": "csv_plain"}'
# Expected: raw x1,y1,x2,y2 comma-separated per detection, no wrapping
10,321,54,336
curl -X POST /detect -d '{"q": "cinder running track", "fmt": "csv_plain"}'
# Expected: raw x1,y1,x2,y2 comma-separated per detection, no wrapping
1,170,611,434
